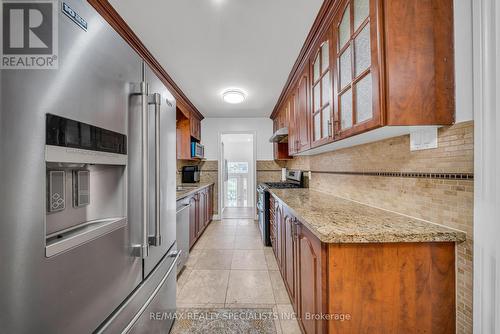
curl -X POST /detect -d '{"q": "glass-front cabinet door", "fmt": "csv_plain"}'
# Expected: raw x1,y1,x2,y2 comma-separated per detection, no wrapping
311,29,333,147
333,0,382,140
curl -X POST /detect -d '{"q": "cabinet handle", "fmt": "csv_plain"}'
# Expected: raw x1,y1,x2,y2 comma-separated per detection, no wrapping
328,120,332,137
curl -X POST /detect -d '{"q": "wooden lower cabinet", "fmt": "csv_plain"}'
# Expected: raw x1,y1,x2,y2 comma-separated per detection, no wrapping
275,201,284,269
188,194,198,249
207,185,214,222
328,242,456,334
296,223,326,334
187,185,214,249
282,212,296,303
271,196,456,334
198,190,206,236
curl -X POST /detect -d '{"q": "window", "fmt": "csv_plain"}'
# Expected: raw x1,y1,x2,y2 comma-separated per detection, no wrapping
227,162,248,174
226,162,249,207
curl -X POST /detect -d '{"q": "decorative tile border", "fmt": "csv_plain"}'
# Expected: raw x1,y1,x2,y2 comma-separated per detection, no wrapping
311,171,474,180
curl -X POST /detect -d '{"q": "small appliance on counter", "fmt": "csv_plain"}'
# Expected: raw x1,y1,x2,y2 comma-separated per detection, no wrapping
257,170,304,246
182,165,200,183
191,142,205,159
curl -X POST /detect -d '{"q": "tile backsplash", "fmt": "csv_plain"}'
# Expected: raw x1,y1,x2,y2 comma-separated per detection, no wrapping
287,121,474,334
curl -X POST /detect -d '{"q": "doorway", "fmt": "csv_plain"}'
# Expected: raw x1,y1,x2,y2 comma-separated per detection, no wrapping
220,133,256,219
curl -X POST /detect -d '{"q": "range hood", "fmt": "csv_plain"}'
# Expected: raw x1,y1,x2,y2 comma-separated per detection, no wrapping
269,127,288,143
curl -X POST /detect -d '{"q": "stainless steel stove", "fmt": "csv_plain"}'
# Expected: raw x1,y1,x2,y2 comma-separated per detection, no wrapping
257,170,303,246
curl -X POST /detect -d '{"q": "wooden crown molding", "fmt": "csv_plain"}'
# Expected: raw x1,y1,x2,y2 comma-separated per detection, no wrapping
87,0,204,120
270,0,339,119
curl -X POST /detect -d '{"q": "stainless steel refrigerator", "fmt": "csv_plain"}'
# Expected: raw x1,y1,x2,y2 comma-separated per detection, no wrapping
0,1,178,333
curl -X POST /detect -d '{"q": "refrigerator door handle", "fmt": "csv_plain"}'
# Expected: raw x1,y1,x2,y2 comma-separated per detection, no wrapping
140,79,150,258
148,93,162,247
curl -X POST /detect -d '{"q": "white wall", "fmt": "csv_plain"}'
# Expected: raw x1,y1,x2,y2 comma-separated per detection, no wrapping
201,118,274,160
454,0,474,122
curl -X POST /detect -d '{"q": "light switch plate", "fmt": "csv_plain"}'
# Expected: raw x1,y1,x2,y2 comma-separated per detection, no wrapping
410,127,438,151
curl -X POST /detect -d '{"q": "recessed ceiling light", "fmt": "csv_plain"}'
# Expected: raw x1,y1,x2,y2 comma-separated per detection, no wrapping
222,89,246,104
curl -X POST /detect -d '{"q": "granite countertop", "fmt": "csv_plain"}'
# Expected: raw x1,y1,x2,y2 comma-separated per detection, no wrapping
269,188,466,244
176,182,214,200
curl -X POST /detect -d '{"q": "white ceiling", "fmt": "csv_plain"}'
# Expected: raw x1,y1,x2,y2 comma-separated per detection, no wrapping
109,0,323,118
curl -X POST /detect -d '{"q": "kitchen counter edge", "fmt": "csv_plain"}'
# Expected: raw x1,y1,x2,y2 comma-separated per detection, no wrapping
176,183,214,201
269,188,467,244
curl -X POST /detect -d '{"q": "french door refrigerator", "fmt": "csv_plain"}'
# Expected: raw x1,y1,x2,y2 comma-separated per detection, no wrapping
0,1,178,333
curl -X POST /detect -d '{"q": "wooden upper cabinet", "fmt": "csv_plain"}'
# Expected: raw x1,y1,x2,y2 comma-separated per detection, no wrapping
177,101,203,160
288,94,298,155
311,28,334,147
295,67,311,152
383,0,454,125
190,113,201,141
272,0,454,152
333,0,382,140
273,103,293,160
277,105,288,129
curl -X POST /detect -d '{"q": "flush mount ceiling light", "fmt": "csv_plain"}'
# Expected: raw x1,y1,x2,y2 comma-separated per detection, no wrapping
222,89,246,104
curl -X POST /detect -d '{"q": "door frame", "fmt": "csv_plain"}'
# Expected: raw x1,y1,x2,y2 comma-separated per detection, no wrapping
217,131,258,219
472,0,500,331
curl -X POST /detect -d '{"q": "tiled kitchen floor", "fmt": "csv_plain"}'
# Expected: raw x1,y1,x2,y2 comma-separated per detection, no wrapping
177,218,302,334
221,207,256,219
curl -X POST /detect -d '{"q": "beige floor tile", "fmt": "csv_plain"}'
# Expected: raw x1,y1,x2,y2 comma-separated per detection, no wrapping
264,246,274,254
231,250,267,270
185,249,201,269
176,268,192,292
191,237,205,250
218,219,239,226
269,271,291,304
195,249,234,270
234,235,264,249
236,227,261,238
177,303,225,309
272,305,283,334
237,219,258,226
206,221,237,230
197,234,235,250
276,304,301,334
177,269,230,304
204,226,237,236
224,303,276,308
265,252,280,271
226,270,275,304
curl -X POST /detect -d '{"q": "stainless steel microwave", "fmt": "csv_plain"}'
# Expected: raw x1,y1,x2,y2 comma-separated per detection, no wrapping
191,142,204,159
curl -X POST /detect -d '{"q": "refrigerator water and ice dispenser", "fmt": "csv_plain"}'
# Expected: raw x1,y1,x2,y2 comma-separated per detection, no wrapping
45,114,128,257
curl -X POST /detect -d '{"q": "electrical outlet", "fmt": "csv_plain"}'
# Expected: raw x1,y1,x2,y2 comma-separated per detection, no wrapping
410,127,438,151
